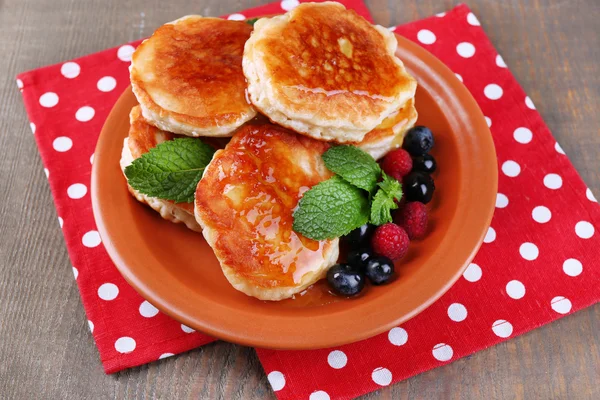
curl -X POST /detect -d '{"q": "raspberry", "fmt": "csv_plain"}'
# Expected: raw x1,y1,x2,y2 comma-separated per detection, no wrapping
395,202,428,239
381,149,413,180
371,223,410,261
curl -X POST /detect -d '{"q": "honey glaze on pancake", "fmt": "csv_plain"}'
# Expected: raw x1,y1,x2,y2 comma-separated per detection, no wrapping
195,124,336,289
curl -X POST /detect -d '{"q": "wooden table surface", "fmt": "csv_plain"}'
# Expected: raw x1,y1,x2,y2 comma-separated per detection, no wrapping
1,0,599,398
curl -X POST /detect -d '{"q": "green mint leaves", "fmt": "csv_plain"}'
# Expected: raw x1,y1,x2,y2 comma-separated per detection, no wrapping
124,138,215,204
245,18,259,26
293,146,403,240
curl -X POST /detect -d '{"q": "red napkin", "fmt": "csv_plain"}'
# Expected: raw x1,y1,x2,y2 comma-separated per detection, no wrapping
17,1,599,399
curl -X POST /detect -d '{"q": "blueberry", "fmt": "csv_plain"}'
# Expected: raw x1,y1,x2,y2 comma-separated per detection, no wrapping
412,154,437,174
365,256,395,285
403,171,435,204
327,264,365,296
347,248,374,270
344,223,376,246
403,126,434,156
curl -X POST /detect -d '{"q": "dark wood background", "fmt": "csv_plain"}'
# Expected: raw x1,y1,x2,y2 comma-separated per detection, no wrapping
1,0,598,398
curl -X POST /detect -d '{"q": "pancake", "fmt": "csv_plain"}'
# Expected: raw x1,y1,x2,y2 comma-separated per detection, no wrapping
120,106,202,232
194,124,340,300
243,2,417,143
352,98,418,160
131,16,256,137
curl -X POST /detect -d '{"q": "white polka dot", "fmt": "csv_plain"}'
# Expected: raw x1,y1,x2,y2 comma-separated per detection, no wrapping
61,62,80,78
98,283,119,300
432,343,453,362
181,324,195,333
388,327,408,346
447,303,467,322
525,96,536,109
575,221,595,239
88,320,94,333
280,0,299,11
417,29,436,45
72,267,78,279
436,12,446,17
492,320,513,338
115,337,136,353
90,153,95,164
67,183,87,199
551,296,572,314
139,301,159,318
496,193,509,208
30,122,36,134
513,127,533,144
506,280,526,299
44,168,49,178
485,116,492,127
117,44,135,62
75,106,95,122
586,188,597,202
456,42,476,58
501,160,521,177
543,174,563,190
519,242,539,261
484,84,503,100
97,76,117,92
371,367,393,386
483,227,496,243
16,79,24,89
467,12,480,26
327,350,347,369
58,216,63,228
267,371,286,391
532,206,551,223
53,136,72,152
309,391,330,400
555,142,565,155
563,258,583,277
496,54,507,68
455,73,463,82
159,353,174,359
463,263,482,282
39,92,59,108
227,13,246,20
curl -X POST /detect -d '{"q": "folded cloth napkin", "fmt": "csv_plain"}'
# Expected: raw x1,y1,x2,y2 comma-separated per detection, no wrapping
17,1,599,399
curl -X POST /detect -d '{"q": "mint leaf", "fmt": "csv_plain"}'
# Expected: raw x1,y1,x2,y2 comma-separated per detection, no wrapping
245,18,259,26
322,145,382,192
124,138,215,203
370,173,403,225
293,176,370,240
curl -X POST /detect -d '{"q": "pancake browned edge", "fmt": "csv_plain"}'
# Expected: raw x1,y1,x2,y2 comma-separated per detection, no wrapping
131,16,257,137
194,124,340,301
243,2,417,143
120,106,202,232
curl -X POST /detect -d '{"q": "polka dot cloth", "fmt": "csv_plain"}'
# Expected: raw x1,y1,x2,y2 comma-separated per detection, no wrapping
15,2,599,399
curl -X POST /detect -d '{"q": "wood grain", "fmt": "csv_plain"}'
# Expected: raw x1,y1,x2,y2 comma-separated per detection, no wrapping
0,0,598,398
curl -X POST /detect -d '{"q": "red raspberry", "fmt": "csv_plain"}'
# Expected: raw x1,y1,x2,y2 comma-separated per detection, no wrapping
371,223,410,261
381,149,413,180
395,202,428,239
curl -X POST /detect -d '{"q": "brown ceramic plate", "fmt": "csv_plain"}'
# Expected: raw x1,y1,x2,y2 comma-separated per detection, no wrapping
91,34,497,350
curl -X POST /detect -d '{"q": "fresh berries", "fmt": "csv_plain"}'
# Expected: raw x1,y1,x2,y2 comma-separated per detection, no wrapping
381,149,413,180
327,264,366,296
403,171,435,204
412,154,437,174
365,256,395,285
344,223,376,247
371,223,410,261
347,248,373,270
395,202,428,239
403,126,434,156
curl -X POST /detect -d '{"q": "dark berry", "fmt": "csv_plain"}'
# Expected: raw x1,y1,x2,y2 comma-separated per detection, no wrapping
365,256,395,285
327,264,365,296
344,223,376,246
381,149,413,180
403,126,434,156
347,248,374,270
403,171,435,204
412,154,437,174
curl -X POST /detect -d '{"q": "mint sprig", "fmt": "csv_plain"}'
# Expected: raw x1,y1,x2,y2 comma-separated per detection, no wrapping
245,18,259,26
124,138,215,203
370,173,403,225
322,145,381,192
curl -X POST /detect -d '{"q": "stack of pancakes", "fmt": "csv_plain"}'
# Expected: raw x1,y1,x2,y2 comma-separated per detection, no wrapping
120,2,418,300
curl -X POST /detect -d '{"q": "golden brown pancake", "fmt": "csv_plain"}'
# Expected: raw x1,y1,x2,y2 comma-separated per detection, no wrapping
131,16,256,137
194,124,340,300
243,2,417,142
